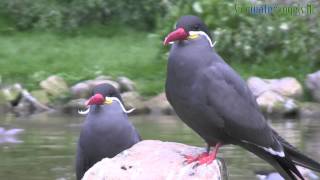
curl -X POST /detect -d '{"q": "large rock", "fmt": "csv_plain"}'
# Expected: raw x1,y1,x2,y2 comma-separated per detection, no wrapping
256,91,298,115
83,140,227,180
306,70,320,102
40,75,69,97
247,77,303,99
121,92,149,115
145,92,175,115
117,76,136,92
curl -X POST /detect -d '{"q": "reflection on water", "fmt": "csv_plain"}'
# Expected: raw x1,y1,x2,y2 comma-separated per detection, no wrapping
0,127,24,144
0,113,319,180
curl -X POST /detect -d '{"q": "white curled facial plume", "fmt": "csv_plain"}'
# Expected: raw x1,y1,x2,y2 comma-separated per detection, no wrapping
78,97,135,115
188,31,216,47
109,97,135,113
78,107,90,115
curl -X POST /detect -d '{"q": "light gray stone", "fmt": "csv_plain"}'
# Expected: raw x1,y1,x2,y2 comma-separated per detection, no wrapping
83,140,227,180
70,82,91,99
117,76,136,92
256,91,298,115
306,70,320,102
40,75,69,97
247,77,303,99
145,92,175,115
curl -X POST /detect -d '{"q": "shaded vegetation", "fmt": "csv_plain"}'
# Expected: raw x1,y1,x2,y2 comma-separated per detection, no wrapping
0,0,170,30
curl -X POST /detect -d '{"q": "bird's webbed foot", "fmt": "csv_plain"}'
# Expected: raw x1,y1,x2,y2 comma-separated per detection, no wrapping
183,143,222,165
183,152,209,164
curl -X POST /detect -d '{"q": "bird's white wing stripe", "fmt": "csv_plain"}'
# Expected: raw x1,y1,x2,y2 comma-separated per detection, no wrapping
241,140,285,157
262,147,285,157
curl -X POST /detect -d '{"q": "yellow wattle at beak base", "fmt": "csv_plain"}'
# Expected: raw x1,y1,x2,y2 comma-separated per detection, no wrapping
188,34,199,40
104,98,113,104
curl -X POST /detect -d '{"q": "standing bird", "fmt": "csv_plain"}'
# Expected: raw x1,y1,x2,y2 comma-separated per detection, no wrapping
76,83,140,180
163,15,320,180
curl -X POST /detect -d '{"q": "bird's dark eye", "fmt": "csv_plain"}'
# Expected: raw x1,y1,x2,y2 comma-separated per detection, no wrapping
193,24,200,30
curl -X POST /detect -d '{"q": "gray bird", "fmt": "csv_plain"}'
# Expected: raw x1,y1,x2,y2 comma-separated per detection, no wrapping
76,83,140,180
163,15,320,180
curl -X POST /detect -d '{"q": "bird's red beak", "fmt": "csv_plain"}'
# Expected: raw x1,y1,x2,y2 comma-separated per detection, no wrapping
163,28,188,46
86,93,105,106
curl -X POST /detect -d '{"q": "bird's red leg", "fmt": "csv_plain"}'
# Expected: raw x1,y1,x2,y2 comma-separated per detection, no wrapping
184,152,209,164
198,143,222,165
184,145,211,164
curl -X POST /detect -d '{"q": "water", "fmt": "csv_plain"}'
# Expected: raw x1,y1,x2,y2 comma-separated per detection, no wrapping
0,113,319,180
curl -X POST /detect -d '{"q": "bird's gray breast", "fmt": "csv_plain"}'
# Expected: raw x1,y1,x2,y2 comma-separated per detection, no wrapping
80,103,138,158
166,39,211,98
165,40,224,144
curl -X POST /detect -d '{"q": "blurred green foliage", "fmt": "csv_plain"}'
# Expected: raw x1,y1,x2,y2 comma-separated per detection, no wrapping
161,0,320,67
0,0,169,30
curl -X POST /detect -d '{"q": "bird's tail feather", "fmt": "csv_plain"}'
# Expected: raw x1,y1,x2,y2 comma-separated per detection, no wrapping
274,154,304,180
286,146,320,172
273,130,320,172
241,142,304,180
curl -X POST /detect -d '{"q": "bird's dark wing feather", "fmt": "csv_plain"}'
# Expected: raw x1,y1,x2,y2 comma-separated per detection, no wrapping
76,145,91,180
201,61,275,148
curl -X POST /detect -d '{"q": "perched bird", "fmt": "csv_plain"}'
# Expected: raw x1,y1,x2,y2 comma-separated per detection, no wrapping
163,15,320,180
76,83,140,180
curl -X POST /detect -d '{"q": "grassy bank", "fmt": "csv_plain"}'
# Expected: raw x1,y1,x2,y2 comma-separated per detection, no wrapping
0,26,318,97
0,27,166,96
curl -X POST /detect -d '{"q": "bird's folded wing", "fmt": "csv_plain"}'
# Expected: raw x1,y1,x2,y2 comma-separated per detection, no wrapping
202,62,274,148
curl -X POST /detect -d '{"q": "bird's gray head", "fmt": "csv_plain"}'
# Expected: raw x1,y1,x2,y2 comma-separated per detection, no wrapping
163,15,213,46
86,83,123,106
79,83,134,115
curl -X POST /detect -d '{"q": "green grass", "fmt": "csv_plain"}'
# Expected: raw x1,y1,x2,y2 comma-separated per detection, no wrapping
0,27,166,96
230,53,315,84
0,25,316,98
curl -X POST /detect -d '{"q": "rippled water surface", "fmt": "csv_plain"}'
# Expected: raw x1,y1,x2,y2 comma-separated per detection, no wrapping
0,113,319,180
